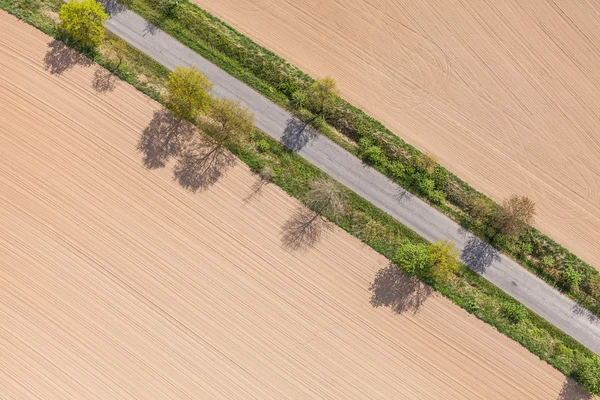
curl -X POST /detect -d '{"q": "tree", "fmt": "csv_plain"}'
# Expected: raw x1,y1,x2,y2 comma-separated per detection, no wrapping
282,179,346,249
428,241,461,283
308,76,339,117
166,66,212,121
395,240,460,283
209,98,254,146
305,178,346,218
59,0,108,49
106,37,127,68
395,243,430,276
493,194,536,238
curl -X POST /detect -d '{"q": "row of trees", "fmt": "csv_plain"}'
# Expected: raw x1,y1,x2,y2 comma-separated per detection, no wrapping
56,0,538,280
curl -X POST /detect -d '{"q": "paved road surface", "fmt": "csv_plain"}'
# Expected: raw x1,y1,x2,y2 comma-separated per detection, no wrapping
102,6,600,354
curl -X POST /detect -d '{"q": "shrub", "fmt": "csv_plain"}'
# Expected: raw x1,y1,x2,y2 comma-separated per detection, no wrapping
291,90,308,109
361,143,388,167
501,302,529,323
432,166,450,191
256,138,271,153
418,177,435,197
429,189,446,205
562,265,582,291
575,355,600,393
395,243,430,276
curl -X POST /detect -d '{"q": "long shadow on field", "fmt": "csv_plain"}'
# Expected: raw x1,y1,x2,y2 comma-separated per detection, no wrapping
281,208,331,251
92,68,117,93
461,235,500,274
138,110,194,169
558,378,593,400
44,40,93,75
281,117,317,152
138,109,235,192
173,143,235,193
369,263,433,314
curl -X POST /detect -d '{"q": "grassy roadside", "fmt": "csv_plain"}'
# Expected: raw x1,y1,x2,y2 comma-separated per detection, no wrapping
2,1,600,394
114,0,600,319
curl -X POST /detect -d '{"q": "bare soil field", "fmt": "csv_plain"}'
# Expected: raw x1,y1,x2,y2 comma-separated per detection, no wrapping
0,12,593,399
194,0,600,270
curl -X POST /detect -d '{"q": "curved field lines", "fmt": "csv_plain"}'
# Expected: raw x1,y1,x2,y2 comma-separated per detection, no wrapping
194,0,600,270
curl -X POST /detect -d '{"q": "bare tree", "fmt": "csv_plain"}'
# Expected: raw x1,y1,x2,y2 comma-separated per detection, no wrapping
494,194,536,238
282,179,346,250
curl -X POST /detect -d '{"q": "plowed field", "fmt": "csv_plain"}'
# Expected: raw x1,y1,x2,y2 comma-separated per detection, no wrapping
0,11,591,399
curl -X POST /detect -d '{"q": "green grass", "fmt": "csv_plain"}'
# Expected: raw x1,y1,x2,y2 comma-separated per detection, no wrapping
2,1,600,394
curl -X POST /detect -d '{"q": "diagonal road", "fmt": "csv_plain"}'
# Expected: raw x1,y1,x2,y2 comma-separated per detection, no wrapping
103,7,600,354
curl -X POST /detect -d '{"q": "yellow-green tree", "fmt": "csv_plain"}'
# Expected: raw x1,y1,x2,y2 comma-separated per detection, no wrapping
308,76,339,117
59,0,108,49
395,240,461,283
166,66,212,121
209,98,254,146
428,241,461,283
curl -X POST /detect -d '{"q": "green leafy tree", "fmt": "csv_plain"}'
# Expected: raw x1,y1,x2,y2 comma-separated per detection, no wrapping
59,0,108,49
308,76,339,117
576,355,600,394
395,243,430,276
428,241,461,283
396,241,460,283
209,98,254,146
166,66,212,121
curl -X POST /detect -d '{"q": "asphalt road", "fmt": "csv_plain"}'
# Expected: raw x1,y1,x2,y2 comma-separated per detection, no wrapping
102,6,600,354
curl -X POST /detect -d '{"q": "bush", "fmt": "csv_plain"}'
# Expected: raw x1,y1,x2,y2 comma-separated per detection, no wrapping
562,265,582,291
575,355,600,393
501,302,529,323
291,90,308,109
256,138,271,153
395,243,430,276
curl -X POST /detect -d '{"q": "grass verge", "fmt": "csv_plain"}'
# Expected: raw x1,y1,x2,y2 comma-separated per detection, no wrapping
114,0,600,319
1,1,599,394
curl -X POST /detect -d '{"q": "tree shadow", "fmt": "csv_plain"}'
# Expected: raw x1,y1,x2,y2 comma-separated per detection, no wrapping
460,235,500,274
571,304,600,325
393,188,411,204
143,21,160,36
92,68,117,93
369,263,433,314
243,176,270,203
99,0,126,15
137,110,194,169
281,208,330,251
173,143,235,193
44,40,93,75
557,377,593,400
281,117,317,152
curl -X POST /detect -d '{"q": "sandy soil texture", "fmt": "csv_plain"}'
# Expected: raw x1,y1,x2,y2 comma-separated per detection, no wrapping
193,0,600,270
0,12,594,399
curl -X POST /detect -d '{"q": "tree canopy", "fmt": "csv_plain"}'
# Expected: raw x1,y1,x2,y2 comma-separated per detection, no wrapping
59,0,108,49
209,98,254,146
166,66,212,121
308,76,339,116
395,241,461,283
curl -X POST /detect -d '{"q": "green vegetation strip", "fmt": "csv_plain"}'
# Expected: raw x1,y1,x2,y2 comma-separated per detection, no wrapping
112,0,600,319
2,0,599,393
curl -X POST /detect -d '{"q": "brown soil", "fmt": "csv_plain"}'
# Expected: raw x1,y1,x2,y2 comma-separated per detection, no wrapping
0,11,594,399
193,0,600,270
